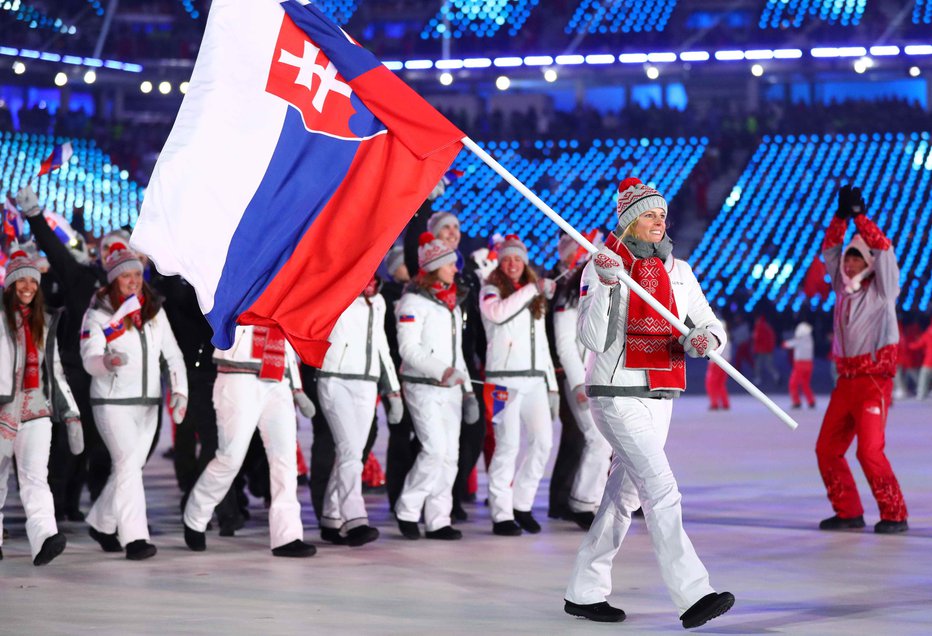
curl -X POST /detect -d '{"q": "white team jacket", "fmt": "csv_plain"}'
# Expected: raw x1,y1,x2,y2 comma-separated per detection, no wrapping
552,303,587,391
81,297,188,406
212,325,303,390
395,287,472,392
0,311,79,422
318,294,400,391
479,283,557,390
578,256,725,397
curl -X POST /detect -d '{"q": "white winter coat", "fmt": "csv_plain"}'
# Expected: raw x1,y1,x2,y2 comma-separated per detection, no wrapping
81,296,187,406
578,256,725,397
213,325,303,389
395,287,472,393
479,282,557,390
319,294,400,391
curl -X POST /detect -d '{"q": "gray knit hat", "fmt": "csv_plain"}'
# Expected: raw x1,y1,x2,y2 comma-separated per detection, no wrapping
103,241,144,283
383,246,405,279
427,211,459,235
616,177,667,230
3,247,41,288
497,234,528,264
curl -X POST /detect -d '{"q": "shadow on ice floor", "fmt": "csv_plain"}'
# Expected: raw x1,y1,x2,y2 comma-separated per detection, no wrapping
1,395,930,635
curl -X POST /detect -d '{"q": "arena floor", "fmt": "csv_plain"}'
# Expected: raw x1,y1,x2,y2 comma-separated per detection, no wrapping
1,394,929,635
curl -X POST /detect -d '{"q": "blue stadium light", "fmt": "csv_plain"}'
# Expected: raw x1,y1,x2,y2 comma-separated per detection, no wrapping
19,49,40,59
383,61,403,70
523,55,553,66
773,48,804,58
493,57,523,67
837,46,868,57
121,63,143,73
647,52,677,63
905,45,932,55
104,60,123,69
744,49,775,60
555,54,584,65
404,59,433,70
585,54,616,64
62,55,83,65
83,57,104,67
463,57,492,68
435,59,464,70
619,53,648,63
715,50,745,61
0,46,18,56
869,45,900,56
39,52,61,62
679,51,710,62
811,47,840,57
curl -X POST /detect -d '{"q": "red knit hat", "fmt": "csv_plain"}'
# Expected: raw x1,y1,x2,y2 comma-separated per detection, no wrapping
616,177,667,229
104,242,144,283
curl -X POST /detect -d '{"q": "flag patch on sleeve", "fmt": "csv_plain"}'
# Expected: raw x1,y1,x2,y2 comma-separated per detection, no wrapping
399,315,416,323
580,284,589,297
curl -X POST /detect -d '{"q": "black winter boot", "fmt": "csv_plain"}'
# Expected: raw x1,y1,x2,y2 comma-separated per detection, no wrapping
125,540,157,561
680,592,735,629
819,515,865,530
184,524,206,551
425,526,462,540
271,539,317,557
33,533,67,566
513,509,541,534
564,599,626,623
492,520,522,536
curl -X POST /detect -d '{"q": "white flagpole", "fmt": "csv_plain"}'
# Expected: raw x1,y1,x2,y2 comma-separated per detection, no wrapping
461,136,798,431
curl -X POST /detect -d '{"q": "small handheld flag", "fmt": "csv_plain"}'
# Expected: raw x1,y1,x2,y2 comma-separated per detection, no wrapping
38,142,73,177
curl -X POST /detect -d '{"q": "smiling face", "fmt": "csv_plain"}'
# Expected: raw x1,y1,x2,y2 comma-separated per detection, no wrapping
14,276,38,307
631,208,667,243
116,270,143,297
499,254,526,283
436,222,461,250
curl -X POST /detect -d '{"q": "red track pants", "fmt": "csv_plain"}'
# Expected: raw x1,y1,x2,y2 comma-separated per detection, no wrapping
705,363,729,409
789,360,815,407
815,376,907,522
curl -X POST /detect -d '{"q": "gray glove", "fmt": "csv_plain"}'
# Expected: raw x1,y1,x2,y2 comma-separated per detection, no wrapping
294,390,316,419
386,392,404,425
572,384,589,411
170,393,188,425
592,246,624,286
103,351,128,371
679,326,717,359
548,391,560,421
65,416,84,455
463,392,480,425
15,185,41,218
440,367,469,387
536,278,557,300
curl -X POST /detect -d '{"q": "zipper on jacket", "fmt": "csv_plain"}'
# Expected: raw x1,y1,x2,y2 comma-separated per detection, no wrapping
530,316,536,371
337,343,349,371
450,308,457,369
139,327,148,398
365,302,374,377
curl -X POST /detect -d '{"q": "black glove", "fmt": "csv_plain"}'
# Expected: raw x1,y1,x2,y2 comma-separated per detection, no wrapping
836,185,866,220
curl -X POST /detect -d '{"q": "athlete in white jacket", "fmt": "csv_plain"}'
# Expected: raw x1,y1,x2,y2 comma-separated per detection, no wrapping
81,243,187,561
479,235,558,537
1,250,81,565
551,265,611,530
183,324,316,557
317,279,401,546
394,234,478,541
564,178,734,629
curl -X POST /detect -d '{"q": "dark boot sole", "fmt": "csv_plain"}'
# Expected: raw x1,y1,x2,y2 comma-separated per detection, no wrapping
33,534,67,566
564,604,626,623
683,594,734,629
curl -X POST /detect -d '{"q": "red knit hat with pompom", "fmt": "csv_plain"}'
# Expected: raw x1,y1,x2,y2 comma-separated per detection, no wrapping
417,232,457,272
616,177,667,230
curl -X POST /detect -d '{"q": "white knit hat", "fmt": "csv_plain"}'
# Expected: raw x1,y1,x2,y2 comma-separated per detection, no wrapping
383,246,405,279
616,177,668,230
427,211,459,236
103,241,144,283
497,234,528,264
417,232,457,272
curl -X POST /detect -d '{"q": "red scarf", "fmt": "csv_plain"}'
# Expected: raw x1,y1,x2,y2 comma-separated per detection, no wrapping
430,281,458,311
18,305,40,391
252,325,286,381
606,234,686,391
118,293,145,329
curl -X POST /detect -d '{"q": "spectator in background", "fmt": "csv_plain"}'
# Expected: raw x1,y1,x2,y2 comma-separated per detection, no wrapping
909,319,932,400
783,321,816,409
752,314,780,386
705,319,732,411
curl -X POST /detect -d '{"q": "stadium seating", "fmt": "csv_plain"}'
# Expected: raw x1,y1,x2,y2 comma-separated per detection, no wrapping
421,0,540,39
914,0,932,24
565,0,677,34
1,130,145,237
690,132,932,313
316,0,359,26
759,0,866,29
431,136,707,267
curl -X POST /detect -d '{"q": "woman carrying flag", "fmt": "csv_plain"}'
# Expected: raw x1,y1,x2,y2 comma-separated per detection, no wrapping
394,233,478,541
479,235,558,537
563,178,734,628
1,248,82,565
81,243,188,560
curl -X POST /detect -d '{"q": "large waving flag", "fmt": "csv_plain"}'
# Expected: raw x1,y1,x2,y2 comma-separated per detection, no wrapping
132,0,463,365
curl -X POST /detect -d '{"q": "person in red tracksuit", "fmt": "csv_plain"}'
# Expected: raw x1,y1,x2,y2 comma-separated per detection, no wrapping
783,322,815,409
705,319,731,410
816,185,908,534
909,321,932,400
751,315,779,386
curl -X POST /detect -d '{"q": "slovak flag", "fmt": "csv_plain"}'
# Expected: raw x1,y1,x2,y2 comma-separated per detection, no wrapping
38,142,73,177
483,383,515,425
3,197,23,243
131,0,464,366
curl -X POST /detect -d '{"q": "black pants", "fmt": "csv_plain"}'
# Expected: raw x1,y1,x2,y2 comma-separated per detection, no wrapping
173,371,218,494
452,395,485,511
385,407,419,512
548,380,584,519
